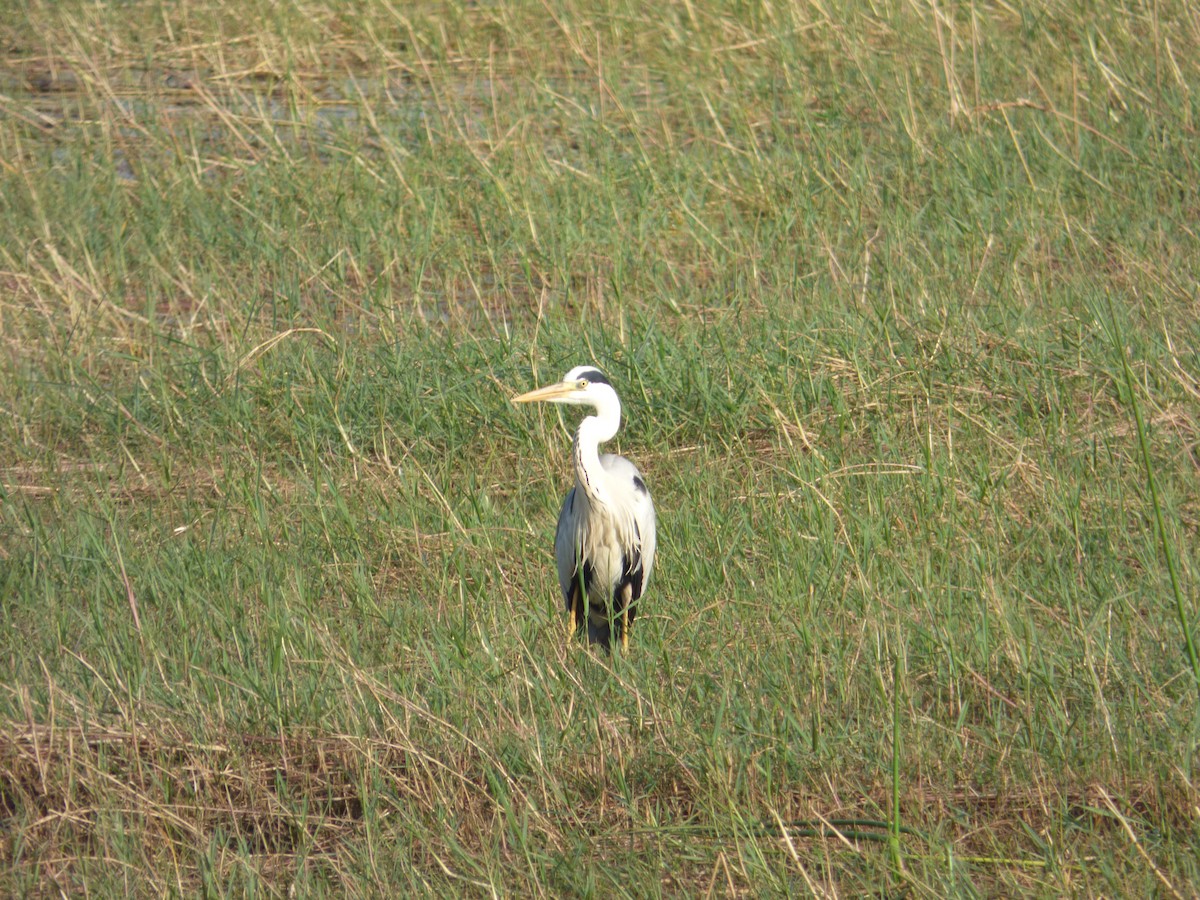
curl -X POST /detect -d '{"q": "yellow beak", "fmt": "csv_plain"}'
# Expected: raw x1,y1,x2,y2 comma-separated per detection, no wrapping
512,382,577,404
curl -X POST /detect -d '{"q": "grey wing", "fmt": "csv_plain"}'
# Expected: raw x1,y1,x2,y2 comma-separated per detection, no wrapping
554,486,580,609
637,482,656,591
599,454,656,596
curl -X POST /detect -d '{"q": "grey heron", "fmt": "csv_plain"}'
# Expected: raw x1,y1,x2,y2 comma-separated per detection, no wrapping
513,366,657,651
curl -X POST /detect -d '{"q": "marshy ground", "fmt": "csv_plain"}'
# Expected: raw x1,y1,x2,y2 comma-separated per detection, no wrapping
2,1,1199,895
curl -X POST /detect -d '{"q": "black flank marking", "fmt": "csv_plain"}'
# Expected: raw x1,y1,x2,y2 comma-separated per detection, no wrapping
632,475,647,495
626,547,643,583
578,368,610,386
615,547,645,624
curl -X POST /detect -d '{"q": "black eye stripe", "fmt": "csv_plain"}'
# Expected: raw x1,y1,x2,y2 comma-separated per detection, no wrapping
576,368,610,386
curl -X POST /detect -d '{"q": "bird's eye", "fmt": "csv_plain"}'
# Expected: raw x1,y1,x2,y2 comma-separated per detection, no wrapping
577,378,588,389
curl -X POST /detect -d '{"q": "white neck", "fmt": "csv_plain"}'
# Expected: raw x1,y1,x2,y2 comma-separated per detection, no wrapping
572,394,621,505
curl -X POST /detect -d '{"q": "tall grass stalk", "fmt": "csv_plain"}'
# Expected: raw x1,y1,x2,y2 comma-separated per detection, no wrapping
889,653,904,873
1105,293,1199,695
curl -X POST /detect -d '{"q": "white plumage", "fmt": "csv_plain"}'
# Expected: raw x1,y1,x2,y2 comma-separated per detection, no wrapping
515,366,656,650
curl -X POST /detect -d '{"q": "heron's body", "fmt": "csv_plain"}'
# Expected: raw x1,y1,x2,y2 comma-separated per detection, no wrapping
514,366,656,650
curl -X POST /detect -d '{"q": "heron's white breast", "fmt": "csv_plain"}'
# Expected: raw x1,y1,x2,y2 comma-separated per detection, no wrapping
573,493,638,596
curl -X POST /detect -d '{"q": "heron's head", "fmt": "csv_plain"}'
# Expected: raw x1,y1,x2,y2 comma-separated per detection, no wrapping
512,366,617,409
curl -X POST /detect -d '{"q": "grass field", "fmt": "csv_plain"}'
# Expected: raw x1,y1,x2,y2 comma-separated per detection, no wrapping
2,0,1199,894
